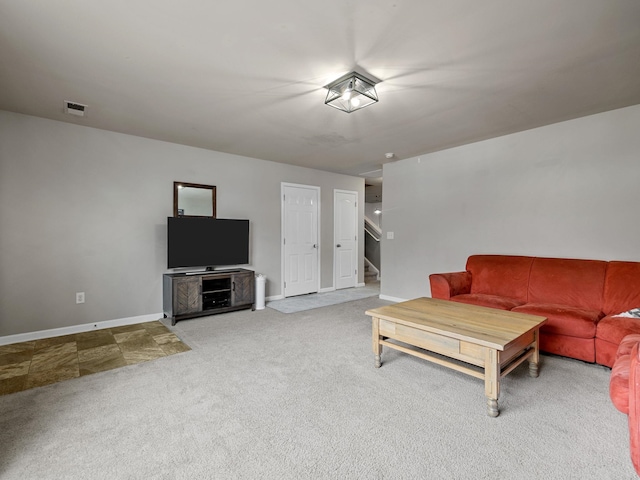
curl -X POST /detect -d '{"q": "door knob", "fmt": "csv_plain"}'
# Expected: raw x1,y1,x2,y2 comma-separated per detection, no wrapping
313,244,317,248
336,244,341,247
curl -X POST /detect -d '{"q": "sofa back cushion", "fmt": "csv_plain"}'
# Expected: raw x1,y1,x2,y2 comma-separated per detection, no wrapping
467,255,533,302
528,257,607,311
603,261,640,316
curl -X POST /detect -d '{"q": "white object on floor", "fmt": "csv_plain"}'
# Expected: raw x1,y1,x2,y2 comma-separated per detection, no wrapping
255,274,266,310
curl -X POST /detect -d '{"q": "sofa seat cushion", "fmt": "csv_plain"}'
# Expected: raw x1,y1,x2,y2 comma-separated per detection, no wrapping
597,316,640,345
450,294,524,311
610,354,630,414
512,303,602,338
540,332,595,363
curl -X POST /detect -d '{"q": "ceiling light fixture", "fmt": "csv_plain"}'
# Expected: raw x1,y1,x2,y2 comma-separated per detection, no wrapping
324,71,379,113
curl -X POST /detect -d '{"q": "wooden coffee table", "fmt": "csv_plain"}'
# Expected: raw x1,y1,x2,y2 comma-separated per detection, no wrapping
366,297,547,417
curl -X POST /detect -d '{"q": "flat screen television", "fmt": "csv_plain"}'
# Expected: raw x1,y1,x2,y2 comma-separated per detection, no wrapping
167,217,249,269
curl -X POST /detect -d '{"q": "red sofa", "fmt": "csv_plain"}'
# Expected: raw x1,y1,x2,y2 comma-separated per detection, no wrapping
610,334,640,475
429,255,640,366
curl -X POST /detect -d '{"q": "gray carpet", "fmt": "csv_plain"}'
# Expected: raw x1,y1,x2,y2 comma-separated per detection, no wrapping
0,297,636,479
267,284,380,313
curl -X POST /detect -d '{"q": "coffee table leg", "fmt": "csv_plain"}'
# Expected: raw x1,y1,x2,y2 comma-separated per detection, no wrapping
485,348,500,417
487,398,499,417
372,317,382,368
529,330,540,378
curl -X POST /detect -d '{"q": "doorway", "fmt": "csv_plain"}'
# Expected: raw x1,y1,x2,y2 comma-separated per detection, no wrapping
281,183,320,297
334,189,358,290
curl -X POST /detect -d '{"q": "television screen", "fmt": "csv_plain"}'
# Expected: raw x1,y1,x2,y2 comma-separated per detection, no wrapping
167,217,249,269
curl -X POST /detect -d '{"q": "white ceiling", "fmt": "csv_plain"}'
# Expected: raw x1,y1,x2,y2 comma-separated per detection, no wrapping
1,0,639,186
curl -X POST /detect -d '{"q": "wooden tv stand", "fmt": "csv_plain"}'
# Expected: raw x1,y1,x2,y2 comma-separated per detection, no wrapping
163,268,255,325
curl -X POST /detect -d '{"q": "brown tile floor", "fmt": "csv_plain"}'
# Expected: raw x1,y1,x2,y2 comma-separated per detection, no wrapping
0,321,190,396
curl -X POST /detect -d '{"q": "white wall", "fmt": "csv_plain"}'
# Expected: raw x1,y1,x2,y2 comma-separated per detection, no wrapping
365,202,382,229
0,111,364,337
381,104,640,301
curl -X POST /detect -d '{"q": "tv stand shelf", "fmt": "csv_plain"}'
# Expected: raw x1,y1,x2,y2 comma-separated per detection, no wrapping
163,268,255,325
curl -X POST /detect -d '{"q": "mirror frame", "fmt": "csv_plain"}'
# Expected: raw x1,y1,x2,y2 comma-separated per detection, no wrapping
173,181,217,218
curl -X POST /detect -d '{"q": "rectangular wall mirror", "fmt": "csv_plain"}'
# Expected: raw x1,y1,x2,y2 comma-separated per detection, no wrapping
174,182,217,217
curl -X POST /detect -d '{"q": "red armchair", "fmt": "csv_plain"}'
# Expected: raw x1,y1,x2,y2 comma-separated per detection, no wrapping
610,335,640,475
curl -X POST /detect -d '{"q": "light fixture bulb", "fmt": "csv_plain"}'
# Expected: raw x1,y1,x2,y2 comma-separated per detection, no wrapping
324,71,379,113
374,209,382,215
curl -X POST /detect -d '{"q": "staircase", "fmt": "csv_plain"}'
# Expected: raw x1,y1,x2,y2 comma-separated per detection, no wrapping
364,263,378,282
364,216,381,281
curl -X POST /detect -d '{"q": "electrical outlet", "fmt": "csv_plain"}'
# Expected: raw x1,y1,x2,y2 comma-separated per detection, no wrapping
386,231,394,240
76,292,85,304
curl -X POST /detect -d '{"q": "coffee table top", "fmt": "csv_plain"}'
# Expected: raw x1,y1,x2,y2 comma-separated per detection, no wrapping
366,297,547,350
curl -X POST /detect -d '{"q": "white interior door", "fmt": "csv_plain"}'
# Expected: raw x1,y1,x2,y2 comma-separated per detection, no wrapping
334,190,357,290
282,184,319,297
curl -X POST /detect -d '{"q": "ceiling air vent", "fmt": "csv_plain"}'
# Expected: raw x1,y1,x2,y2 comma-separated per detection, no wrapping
64,101,87,117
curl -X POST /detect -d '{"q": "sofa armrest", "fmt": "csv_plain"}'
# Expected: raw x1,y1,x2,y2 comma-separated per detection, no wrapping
429,271,472,300
629,343,640,474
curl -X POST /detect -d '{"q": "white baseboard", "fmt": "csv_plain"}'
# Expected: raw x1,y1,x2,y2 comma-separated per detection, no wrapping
266,294,284,301
379,294,407,303
0,312,164,346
